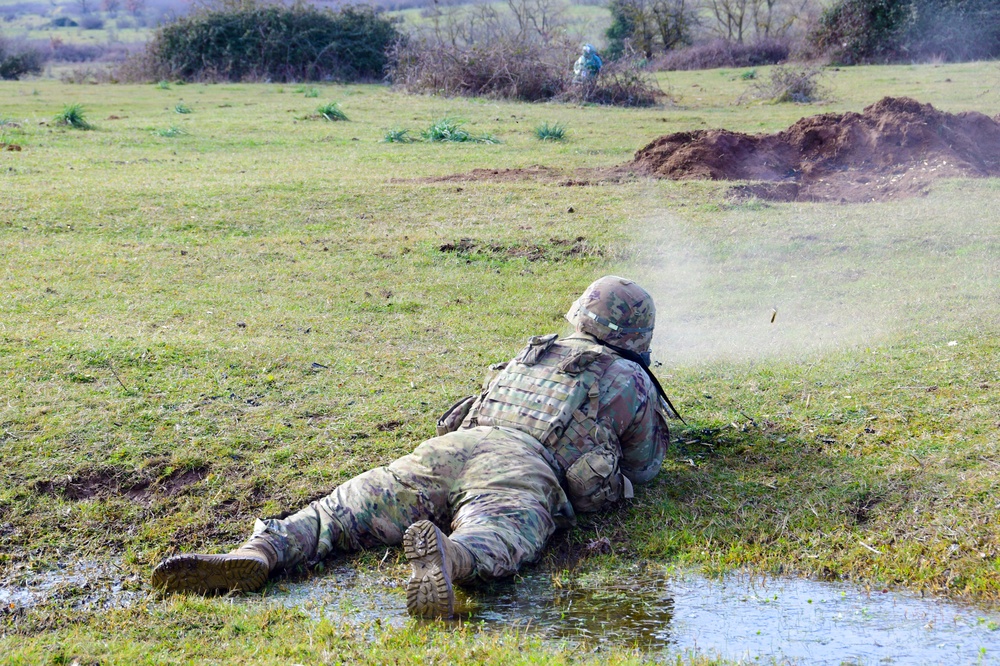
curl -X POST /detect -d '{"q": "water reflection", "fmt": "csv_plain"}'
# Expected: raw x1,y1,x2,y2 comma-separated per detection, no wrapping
3,560,997,663
272,565,1000,664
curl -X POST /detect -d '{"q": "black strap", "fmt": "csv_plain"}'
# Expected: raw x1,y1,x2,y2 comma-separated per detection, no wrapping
601,341,686,425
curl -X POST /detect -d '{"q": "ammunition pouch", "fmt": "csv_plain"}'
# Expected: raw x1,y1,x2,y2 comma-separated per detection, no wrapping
436,395,476,436
564,446,634,513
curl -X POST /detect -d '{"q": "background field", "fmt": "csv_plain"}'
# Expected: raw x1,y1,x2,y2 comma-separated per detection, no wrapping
1,63,999,662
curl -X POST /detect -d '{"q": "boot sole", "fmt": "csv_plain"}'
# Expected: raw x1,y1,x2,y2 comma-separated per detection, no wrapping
403,520,454,618
151,554,269,594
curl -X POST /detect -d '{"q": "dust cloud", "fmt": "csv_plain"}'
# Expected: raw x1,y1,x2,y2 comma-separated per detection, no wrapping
631,199,1000,367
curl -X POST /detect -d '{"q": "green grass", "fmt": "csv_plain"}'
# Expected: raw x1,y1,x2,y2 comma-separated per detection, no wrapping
535,121,568,141
383,127,416,143
174,102,193,114
421,117,500,143
1,62,999,662
152,124,189,137
53,102,94,129
316,101,348,121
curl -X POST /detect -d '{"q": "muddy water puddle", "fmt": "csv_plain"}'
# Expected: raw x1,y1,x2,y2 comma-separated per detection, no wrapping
271,566,1000,664
0,560,143,611
4,561,997,663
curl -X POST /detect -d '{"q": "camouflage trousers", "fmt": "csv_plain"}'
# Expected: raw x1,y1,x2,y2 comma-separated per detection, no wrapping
258,426,575,581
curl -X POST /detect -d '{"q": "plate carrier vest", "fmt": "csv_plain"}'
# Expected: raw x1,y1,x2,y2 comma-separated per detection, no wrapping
461,334,619,475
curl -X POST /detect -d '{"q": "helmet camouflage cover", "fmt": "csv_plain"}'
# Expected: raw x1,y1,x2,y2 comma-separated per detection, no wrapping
565,276,655,353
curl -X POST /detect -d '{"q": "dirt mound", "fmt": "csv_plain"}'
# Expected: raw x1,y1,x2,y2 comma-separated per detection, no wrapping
629,97,1000,202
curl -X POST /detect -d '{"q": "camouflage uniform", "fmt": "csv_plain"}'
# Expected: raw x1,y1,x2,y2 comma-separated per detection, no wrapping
152,276,671,605
261,330,669,582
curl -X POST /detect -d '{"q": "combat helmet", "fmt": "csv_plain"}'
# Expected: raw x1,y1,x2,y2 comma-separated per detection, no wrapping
565,276,655,355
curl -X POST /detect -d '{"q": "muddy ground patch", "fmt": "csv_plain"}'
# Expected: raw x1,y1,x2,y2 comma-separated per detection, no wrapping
34,465,209,504
439,237,600,262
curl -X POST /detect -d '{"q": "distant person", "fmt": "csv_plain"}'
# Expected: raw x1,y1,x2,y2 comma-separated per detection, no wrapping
152,276,677,618
573,43,603,83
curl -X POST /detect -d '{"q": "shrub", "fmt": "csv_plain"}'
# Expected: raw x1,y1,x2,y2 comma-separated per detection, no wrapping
60,66,118,84
807,0,1000,64
78,15,105,30
390,37,569,102
420,118,499,144
50,41,103,63
382,128,414,143
742,65,827,103
0,37,46,80
143,4,401,82
316,102,348,122
54,103,94,129
650,38,789,71
559,56,664,107
534,122,567,141
806,0,908,64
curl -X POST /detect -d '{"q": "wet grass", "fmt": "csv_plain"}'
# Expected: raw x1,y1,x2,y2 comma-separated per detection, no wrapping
0,63,999,662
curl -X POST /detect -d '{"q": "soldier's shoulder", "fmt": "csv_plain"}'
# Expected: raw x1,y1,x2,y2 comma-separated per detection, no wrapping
602,356,651,392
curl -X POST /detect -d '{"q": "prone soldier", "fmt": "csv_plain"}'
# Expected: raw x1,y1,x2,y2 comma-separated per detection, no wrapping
152,276,674,618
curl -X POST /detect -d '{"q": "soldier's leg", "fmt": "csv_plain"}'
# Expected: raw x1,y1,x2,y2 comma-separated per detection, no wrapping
403,428,573,616
448,429,572,580
153,432,479,593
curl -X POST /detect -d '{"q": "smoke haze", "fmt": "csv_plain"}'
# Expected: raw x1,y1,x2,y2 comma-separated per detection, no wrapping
631,189,1000,367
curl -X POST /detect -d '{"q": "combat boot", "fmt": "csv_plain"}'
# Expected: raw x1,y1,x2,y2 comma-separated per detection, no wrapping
151,528,281,594
403,520,474,618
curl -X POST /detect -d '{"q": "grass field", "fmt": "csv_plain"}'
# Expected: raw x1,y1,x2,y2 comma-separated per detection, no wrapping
1,63,999,663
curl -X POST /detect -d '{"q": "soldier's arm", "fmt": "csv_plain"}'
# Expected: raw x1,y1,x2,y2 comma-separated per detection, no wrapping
598,360,668,485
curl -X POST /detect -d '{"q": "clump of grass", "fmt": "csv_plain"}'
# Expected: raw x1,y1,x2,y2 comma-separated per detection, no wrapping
304,87,320,98
54,103,93,130
174,103,193,114
316,102,348,122
534,122,566,141
153,125,188,138
744,65,827,103
382,128,414,143
156,80,170,90
740,69,757,80
421,118,499,144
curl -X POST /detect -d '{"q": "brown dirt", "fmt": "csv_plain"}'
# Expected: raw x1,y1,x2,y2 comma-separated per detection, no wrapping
627,97,1000,202
413,165,561,184
1,143,22,152
439,236,599,262
406,165,624,188
35,466,209,504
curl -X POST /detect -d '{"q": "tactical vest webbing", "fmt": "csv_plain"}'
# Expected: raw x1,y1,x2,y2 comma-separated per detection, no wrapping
461,334,618,473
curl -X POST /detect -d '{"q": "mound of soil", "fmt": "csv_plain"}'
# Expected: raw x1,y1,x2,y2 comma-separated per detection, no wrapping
629,97,1000,202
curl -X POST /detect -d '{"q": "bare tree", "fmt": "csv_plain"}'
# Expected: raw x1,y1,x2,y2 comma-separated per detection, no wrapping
103,0,121,16
703,0,812,42
506,0,569,45
705,0,750,42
